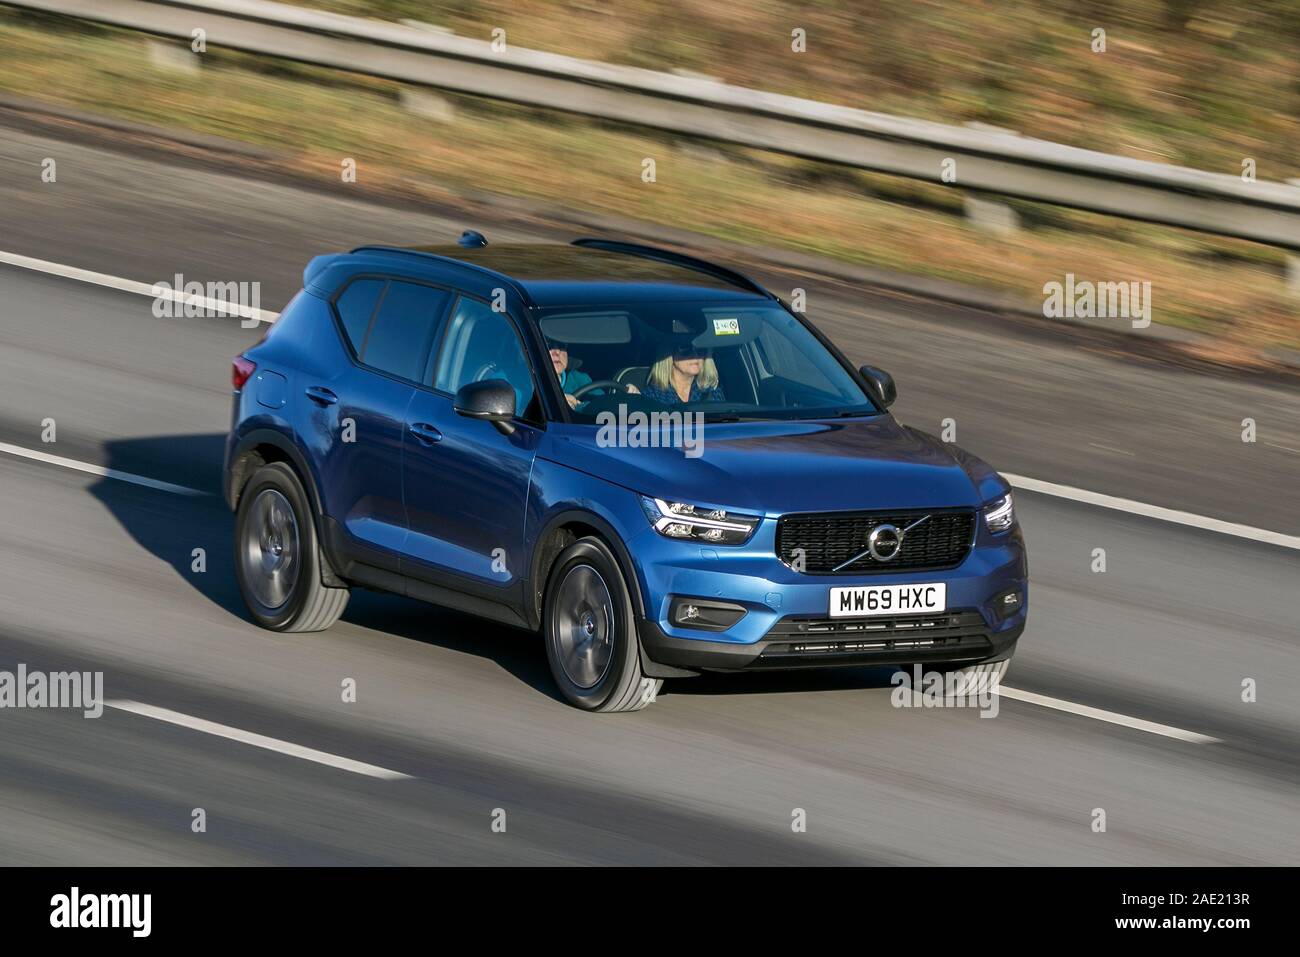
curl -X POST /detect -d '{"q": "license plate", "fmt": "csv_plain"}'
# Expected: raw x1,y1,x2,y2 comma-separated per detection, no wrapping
829,583,946,617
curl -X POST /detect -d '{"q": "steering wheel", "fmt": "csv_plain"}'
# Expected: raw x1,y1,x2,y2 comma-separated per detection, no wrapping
572,379,636,399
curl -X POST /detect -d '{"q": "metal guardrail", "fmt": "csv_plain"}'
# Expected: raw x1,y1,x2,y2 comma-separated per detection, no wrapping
7,0,1300,250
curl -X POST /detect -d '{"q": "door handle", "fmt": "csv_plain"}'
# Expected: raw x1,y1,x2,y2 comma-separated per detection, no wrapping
408,422,443,445
305,386,338,405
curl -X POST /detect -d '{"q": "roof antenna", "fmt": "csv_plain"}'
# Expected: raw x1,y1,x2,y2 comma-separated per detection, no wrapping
458,230,488,248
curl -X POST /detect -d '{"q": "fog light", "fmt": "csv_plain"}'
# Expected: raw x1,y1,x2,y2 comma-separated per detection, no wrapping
991,588,1023,621
669,597,747,632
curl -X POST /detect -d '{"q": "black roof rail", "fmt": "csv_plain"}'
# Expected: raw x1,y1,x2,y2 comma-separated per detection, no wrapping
348,244,534,307
571,238,773,298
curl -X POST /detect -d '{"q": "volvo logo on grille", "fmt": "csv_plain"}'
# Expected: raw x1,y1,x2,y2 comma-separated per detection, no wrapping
867,524,903,561
832,514,931,571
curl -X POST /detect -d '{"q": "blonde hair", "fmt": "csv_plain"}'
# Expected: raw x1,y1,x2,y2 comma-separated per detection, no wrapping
649,355,718,394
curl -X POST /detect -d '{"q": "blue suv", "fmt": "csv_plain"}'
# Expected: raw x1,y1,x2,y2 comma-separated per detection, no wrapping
225,235,1027,712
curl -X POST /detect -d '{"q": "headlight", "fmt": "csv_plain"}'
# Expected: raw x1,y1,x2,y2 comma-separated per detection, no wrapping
983,492,1016,533
639,496,760,545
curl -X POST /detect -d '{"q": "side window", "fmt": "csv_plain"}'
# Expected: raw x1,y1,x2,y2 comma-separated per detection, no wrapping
360,281,452,382
334,278,385,355
433,297,535,415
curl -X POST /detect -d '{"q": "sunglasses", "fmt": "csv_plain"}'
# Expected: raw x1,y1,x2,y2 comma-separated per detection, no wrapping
673,347,710,359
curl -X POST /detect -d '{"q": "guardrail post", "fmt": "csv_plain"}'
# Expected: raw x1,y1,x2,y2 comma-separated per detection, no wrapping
961,124,1020,236
1288,181,1300,297
399,89,455,122
394,18,455,120
145,38,200,75
963,194,1021,236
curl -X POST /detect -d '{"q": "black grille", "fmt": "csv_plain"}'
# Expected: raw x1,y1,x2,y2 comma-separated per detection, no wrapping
756,610,991,667
776,508,975,574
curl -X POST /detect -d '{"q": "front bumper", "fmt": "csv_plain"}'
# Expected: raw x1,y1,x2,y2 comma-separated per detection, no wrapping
630,523,1027,674
640,611,1022,673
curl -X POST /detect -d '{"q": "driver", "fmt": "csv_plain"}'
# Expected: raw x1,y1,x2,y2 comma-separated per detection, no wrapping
549,338,638,409
642,342,725,405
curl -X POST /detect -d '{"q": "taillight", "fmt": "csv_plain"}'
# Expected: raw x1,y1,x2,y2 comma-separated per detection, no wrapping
232,356,257,391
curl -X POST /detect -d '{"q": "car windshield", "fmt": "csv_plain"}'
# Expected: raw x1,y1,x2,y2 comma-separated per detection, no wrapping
536,300,877,422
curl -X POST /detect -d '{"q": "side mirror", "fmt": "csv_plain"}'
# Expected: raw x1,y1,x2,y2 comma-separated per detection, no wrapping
454,379,516,435
858,364,897,409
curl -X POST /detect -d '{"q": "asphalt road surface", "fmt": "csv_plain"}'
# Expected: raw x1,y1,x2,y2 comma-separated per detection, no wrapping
0,123,1297,864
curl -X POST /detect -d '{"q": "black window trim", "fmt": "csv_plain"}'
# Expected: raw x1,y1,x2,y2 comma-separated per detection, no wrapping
355,278,388,359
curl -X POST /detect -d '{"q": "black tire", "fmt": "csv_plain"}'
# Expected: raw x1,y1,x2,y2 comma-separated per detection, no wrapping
542,537,661,712
233,462,349,632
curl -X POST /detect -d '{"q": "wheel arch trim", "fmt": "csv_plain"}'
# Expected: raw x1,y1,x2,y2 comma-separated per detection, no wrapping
526,508,646,630
226,428,322,512
226,428,346,586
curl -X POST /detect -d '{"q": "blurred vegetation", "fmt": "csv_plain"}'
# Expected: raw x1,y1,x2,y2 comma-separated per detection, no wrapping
299,0,1300,177
0,4,1295,355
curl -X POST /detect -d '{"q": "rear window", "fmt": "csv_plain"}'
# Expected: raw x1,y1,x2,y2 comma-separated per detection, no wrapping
361,280,452,382
340,279,452,383
334,278,384,355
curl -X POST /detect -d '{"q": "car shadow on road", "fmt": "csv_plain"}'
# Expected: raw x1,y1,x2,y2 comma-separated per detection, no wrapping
90,433,905,705
339,588,563,700
89,433,245,617
667,665,901,698
90,433,561,699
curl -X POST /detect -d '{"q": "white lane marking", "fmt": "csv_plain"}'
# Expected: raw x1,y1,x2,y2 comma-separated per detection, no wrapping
107,700,413,781
4,439,1299,556
0,256,1248,752
997,686,1221,744
1086,442,1135,457
0,250,279,324
1004,473,1300,551
2,253,1297,551
0,441,207,496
